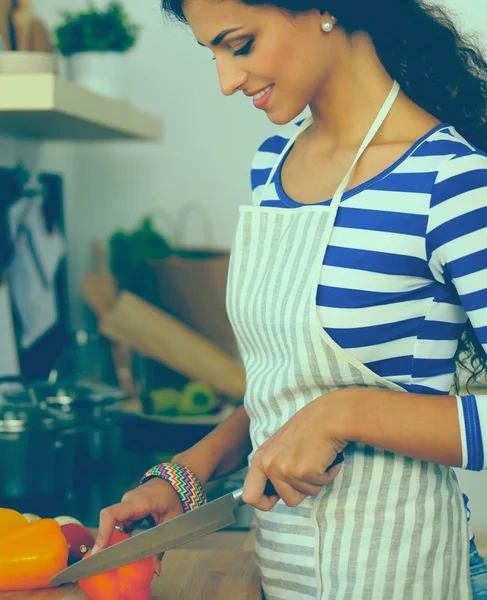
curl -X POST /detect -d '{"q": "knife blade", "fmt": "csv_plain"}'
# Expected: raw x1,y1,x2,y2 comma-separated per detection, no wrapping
50,452,344,585
50,486,246,585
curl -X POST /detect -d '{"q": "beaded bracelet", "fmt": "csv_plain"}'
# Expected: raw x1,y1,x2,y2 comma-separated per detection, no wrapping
140,462,208,513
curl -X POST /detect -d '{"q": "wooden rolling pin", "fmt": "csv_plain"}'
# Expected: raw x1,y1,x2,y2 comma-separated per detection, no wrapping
99,291,246,400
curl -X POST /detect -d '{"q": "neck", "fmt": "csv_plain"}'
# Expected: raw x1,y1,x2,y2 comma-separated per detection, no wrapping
307,32,401,151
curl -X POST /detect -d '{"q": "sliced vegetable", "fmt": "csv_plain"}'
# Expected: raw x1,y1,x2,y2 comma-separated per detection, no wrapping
60,523,96,563
54,515,83,527
22,513,41,523
0,508,28,538
79,530,154,600
0,519,68,591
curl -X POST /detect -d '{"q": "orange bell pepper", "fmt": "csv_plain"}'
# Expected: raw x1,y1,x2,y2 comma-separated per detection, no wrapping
0,518,68,591
79,530,154,600
0,508,28,538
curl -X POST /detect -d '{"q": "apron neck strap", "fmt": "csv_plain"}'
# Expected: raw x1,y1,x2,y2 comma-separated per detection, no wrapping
258,80,400,207
331,80,400,208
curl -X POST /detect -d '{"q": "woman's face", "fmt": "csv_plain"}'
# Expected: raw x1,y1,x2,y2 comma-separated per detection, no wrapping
183,0,342,124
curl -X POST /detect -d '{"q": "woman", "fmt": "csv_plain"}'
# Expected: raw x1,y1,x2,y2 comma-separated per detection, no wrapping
94,0,487,597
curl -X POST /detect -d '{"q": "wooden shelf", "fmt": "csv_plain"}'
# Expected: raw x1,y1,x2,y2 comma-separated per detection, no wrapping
0,73,163,140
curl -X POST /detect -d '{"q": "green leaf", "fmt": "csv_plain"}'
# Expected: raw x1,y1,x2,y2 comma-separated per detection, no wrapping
54,0,141,56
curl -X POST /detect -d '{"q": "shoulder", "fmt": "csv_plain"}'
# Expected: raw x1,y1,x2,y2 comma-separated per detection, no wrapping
426,127,487,270
250,119,305,205
430,126,487,210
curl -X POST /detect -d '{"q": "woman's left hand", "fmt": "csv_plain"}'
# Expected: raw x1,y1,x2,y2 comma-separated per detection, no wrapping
242,391,349,511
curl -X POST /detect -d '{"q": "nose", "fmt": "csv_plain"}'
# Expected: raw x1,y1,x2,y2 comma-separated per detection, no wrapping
215,56,248,96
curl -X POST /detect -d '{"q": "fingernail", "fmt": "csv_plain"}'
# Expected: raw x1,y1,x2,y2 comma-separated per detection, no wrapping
154,564,161,576
91,544,99,555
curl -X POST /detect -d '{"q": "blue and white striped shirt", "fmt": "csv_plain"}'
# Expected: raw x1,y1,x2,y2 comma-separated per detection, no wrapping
250,121,487,479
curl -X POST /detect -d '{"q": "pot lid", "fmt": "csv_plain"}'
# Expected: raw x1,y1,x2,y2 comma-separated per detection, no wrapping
0,407,57,432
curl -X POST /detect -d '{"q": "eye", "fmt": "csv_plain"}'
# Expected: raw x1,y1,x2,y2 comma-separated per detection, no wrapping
211,38,254,61
234,39,253,56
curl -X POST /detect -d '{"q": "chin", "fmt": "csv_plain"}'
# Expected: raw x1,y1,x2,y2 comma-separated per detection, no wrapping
265,107,305,126
264,98,308,126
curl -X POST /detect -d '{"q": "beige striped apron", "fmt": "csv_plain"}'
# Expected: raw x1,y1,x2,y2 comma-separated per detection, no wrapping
226,82,471,599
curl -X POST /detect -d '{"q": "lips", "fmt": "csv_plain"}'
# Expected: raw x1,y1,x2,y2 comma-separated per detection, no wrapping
245,84,274,97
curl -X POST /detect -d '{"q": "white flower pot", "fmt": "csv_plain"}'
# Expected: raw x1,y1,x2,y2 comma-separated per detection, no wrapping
67,51,126,99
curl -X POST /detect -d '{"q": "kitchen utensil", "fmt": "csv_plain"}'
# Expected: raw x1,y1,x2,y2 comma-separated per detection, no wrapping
13,533,262,600
10,0,32,51
0,0,12,50
100,291,246,400
82,241,118,317
50,485,263,585
28,17,51,52
0,401,79,498
82,241,136,395
31,380,131,466
50,454,344,585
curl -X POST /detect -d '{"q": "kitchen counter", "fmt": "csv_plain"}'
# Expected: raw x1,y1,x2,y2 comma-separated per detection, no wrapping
0,530,262,600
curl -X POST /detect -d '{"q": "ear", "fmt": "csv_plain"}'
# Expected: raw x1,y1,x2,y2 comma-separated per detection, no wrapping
319,10,336,22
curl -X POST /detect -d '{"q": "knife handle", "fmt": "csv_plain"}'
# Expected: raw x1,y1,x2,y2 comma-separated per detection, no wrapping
263,452,344,497
233,452,345,505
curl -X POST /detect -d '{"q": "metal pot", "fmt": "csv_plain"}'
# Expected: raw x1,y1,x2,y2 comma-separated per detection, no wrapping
0,405,79,498
79,412,129,468
1,381,132,474
33,384,130,466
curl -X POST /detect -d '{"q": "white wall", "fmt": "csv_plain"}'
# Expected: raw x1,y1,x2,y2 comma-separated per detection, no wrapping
2,0,486,529
8,0,487,325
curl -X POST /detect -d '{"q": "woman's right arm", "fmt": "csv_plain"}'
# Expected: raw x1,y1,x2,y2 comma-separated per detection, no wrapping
94,405,251,559
172,404,252,484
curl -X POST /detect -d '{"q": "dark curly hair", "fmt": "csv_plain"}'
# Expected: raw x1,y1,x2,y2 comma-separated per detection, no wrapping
160,0,487,390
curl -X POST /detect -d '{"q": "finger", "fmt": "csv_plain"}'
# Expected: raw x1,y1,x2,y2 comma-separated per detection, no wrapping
242,458,268,507
320,463,343,484
286,479,323,498
152,553,164,576
271,479,307,508
94,503,137,553
251,493,281,512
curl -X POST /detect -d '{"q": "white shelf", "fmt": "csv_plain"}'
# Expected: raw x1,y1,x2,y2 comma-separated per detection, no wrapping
0,73,163,140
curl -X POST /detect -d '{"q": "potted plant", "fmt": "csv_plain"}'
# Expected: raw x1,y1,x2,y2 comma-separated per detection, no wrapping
54,1,140,99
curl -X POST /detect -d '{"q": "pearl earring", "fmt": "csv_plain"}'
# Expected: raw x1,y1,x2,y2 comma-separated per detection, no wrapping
321,19,335,33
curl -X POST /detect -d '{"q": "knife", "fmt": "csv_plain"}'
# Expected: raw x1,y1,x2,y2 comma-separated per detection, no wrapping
50,452,344,585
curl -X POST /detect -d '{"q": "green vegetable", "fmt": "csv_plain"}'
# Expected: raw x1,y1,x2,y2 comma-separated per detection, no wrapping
143,388,181,416
179,381,220,416
55,1,140,56
109,216,172,300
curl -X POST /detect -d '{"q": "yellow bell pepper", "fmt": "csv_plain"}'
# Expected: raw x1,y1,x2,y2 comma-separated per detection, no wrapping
0,508,28,538
0,518,68,591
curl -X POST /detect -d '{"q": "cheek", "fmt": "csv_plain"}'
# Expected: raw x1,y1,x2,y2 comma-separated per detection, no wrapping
257,38,320,91
256,42,291,76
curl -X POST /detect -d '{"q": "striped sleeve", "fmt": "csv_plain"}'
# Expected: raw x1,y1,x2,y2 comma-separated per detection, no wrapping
250,134,288,206
427,150,487,471
250,121,304,206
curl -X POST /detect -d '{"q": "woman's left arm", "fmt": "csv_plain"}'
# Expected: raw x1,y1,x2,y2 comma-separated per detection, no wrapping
329,387,465,468
242,387,467,510
425,150,487,474
348,149,487,471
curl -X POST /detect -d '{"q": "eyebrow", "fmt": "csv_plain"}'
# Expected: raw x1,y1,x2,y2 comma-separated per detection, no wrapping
197,27,244,47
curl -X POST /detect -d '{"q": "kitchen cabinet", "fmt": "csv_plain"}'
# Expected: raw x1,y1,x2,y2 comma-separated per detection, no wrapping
0,530,262,600
0,74,162,140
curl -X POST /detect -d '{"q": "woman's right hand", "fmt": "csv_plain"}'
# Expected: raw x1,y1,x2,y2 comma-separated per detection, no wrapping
92,478,184,575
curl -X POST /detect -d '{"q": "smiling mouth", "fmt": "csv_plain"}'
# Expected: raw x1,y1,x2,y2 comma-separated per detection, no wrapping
252,84,274,101
246,83,274,99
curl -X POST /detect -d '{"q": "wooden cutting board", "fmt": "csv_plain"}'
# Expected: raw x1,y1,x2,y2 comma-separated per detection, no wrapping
0,536,262,599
